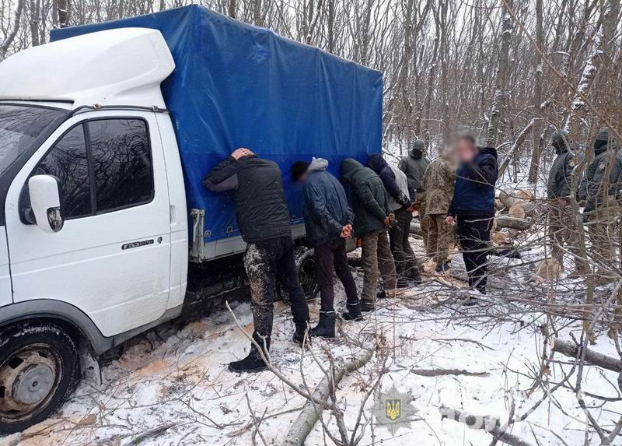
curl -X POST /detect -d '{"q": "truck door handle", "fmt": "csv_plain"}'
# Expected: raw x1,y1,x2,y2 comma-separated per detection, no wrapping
170,205,177,226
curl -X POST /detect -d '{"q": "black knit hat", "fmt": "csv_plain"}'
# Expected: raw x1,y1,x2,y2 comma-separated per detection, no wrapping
291,161,310,181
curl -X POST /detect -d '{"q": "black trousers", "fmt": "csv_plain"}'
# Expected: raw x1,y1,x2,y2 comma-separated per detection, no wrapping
314,238,359,312
389,208,419,278
244,236,310,344
456,214,493,292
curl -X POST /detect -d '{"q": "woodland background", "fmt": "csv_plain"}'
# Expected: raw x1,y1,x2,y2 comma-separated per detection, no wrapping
2,0,621,186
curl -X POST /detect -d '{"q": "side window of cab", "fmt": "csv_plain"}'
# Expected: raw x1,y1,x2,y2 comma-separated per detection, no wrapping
34,118,153,220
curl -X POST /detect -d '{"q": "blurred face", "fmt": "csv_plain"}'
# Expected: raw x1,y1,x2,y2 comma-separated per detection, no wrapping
454,138,477,163
297,172,309,183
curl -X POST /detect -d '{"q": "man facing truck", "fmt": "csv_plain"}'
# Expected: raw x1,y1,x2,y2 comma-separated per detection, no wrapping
204,148,310,373
292,158,362,337
340,158,400,312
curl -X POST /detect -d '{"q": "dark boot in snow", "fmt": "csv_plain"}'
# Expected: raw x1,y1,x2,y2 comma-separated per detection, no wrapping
397,276,411,288
342,302,363,321
292,322,310,346
408,267,423,285
360,302,376,313
310,311,336,338
229,336,270,373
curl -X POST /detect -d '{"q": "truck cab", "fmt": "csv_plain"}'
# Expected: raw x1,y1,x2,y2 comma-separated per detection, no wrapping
0,29,189,433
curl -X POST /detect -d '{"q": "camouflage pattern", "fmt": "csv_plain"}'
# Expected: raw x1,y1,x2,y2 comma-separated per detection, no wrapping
423,157,456,215
426,214,453,265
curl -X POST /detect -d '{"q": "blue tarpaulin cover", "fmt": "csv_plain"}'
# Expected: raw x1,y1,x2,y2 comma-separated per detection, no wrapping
51,5,383,244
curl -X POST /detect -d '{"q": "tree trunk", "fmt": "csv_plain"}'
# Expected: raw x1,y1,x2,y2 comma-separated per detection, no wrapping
0,0,25,59
528,0,544,184
485,0,513,148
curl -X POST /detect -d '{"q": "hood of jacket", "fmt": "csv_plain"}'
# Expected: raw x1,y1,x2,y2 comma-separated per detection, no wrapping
340,158,366,183
367,153,388,174
308,157,328,173
478,147,498,160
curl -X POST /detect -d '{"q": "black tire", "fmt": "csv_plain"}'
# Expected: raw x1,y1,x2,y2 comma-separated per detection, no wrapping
277,247,319,303
0,322,79,434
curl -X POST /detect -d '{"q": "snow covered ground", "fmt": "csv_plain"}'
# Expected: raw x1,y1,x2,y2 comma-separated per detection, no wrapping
2,237,621,446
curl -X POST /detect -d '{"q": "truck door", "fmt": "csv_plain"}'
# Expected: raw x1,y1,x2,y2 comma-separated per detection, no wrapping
5,111,172,337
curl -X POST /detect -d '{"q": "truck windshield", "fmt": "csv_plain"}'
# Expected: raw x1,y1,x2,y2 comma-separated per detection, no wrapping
0,104,67,174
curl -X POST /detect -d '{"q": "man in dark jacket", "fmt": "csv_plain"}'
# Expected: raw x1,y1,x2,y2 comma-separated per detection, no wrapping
291,158,362,337
399,139,431,255
341,158,399,311
578,128,622,277
446,135,498,294
546,130,584,276
368,154,421,285
204,148,310,373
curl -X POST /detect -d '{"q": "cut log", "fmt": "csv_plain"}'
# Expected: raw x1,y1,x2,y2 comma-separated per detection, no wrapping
508,202,535,219
492,231,508,246
495,216,532,231
499,187,524,209
552,339,622,372
516,189,535,202
535,259,561,282
281,348,374,446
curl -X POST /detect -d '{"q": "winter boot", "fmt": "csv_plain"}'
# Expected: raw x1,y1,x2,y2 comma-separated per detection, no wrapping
310,311,337,338
397,275,411,288
360,302,376,313
409,267,423,285
229,335,270,373
292,322,311,346
342,302,363,321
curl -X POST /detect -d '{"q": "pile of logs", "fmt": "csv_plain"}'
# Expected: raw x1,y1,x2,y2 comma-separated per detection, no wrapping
409,186,534,241
493,187,535,245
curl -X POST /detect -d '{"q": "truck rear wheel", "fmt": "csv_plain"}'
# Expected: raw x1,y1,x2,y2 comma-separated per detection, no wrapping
0,323,79,434
277,247,319,303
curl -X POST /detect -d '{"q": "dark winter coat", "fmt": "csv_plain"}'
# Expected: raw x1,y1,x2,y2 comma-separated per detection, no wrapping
203,155,291,243
547,147,575,199
448,147,498,217
367,154,414,212
340,158,390,237
578,146,622,212
398,149,430,192
302,158,353,247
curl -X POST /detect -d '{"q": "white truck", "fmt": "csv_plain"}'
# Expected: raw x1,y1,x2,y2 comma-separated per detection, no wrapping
0,5,382,432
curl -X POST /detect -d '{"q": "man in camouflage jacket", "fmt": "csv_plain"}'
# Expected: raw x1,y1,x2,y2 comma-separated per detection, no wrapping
422,148,456,272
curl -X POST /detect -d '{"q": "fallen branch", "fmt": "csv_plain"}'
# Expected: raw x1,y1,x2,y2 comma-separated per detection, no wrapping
552,339,622,372
439,406,534,446
281,348,374,446
411,368,489,377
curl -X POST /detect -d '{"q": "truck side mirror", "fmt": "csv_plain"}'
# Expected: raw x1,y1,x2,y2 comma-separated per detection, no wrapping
28,175,64,233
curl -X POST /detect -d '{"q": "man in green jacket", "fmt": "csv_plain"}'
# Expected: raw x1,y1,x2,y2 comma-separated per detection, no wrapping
579,128,622,278
546,130,585,276
341,159,399,311
399,139,431,254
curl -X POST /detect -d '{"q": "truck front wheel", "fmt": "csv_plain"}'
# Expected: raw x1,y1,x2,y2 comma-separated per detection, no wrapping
0,322,79,434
